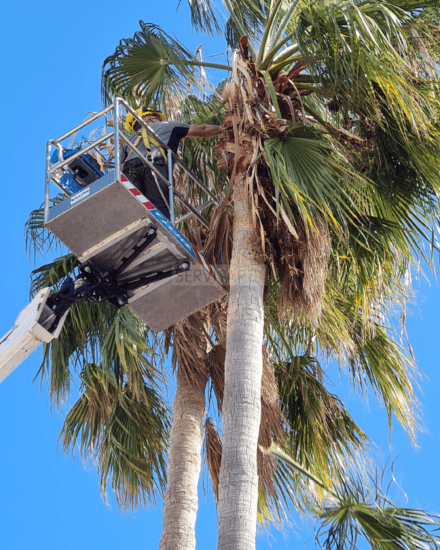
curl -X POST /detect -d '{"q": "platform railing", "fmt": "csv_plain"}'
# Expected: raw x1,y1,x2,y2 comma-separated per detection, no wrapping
44,97,220,229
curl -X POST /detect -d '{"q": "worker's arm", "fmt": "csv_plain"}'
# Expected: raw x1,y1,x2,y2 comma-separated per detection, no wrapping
186,124,224,139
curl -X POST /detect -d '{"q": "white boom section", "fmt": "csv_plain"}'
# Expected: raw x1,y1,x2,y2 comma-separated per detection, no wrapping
0,288,68,383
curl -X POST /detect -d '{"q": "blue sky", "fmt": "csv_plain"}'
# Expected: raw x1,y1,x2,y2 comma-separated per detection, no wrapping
0,2,439,549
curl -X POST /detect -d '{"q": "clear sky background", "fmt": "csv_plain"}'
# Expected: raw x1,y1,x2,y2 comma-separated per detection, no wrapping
0,2,439,549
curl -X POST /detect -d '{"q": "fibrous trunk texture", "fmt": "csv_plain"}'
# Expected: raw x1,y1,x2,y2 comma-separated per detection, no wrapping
159,369,206,550
217,174,266,550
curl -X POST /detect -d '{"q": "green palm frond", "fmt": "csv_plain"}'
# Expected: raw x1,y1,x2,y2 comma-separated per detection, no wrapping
264,105,438,265
316,470,440,550
102,22,231,107
390,0,440,11
275,355,367,467
30,253,79,297
181,91,226,126
38,301,160,409
264,125,375,235
270,447,440,550
269,445,337,497
354,105,440,265
31,254,162,407
102,22,193,107
101,306,161,398
99,388,168,509
256,0,302,70
315,275,421,442
61,363,170,509
316,271,421,442
185,0,223,35
223,0,265,49
25,196,66,260
295,0,439,137
265,444,339,522
177,92,229,208
257,440,340,527
60,364,114,454
346,322,421,442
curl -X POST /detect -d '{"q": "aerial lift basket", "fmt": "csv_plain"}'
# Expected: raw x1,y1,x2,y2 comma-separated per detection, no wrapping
44,99,226,332
45,171,225,332
0,99,227,384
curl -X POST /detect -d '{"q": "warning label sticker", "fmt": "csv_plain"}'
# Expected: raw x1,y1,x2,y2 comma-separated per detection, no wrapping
71,187,90,205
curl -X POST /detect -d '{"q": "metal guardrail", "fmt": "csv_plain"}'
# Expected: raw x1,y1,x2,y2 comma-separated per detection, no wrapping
44,97,220,229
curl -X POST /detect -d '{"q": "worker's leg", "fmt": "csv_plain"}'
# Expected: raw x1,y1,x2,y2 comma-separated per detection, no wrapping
144,164,171,220
123,160,170,220
122,160,145,192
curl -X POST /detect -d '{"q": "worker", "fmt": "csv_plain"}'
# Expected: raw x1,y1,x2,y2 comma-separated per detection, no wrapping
121,107,224,219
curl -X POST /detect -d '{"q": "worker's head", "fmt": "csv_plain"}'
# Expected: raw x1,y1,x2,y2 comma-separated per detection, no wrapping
125,107,165,132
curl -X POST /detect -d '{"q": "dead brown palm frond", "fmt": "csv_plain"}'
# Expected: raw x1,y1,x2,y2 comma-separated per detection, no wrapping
188,225,205,252
168,310,211,388
260,191,331,326
258,348,284,497
257,449,278,499
207,297,228,342
207,340,226,411
278,219,331,326
234,48,333,327
259,348,283,448
203,201,234,270
205,416,222,502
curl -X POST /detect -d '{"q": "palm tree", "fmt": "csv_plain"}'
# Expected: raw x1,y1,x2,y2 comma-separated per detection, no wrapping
101,1,440,548
27,240,440,550
24,1,440,548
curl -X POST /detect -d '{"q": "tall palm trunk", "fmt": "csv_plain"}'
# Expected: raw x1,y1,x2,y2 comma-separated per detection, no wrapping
217,174,266,550
160,368,206,550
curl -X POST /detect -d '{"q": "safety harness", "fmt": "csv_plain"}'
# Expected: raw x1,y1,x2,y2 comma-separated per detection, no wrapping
141,129,167,163
124,129,166,164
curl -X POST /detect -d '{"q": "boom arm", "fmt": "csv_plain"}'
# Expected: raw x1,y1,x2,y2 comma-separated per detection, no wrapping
0,222,192,383
0,288,69,383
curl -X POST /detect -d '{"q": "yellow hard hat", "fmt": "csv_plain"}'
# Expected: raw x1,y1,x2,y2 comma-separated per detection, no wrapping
125,107,165,132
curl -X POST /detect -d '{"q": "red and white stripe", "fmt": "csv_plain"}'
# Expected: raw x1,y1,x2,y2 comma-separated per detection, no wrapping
121,174,156,210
